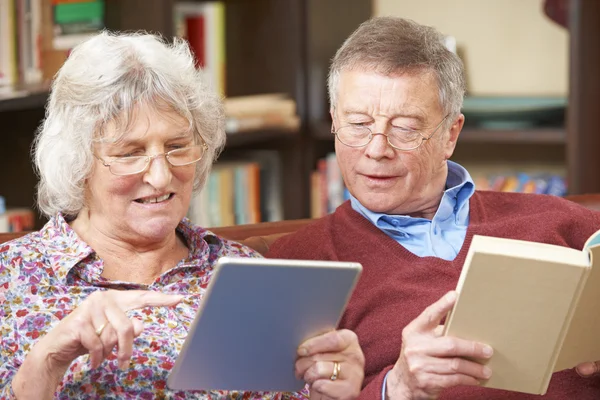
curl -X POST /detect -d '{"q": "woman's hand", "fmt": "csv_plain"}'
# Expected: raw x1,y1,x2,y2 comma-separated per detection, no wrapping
295,329,365,400
386,291,493,400
12,289,183,399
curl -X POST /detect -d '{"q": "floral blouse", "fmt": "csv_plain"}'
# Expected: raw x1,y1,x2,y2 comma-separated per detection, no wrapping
0,215,308,399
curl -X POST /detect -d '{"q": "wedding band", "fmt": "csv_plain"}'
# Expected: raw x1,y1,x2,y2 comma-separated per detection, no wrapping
95,322,108,337
330,361,341,381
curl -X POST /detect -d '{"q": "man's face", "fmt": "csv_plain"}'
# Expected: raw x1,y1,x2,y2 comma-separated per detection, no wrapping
332,69,463,217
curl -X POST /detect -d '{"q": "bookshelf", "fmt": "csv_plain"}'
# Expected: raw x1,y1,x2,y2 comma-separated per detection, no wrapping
0,0,372,227
0,84,49,113
1,0,599,227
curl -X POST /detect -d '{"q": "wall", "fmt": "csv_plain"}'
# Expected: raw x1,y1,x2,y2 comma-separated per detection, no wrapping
375,0,568,96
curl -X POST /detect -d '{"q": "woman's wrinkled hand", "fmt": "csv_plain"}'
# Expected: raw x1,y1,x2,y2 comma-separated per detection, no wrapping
31,289,183,373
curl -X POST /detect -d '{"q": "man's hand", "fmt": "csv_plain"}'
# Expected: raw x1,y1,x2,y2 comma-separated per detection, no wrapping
386,291,494,400
576,361,600,377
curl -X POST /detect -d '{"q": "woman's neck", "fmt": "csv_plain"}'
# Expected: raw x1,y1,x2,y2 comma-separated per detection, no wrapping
70,212,189,284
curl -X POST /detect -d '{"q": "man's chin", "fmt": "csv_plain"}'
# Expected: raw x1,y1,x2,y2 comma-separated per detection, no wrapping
358,194,405,215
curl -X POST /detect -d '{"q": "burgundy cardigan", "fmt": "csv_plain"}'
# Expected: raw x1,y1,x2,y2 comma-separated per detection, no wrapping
267,191,600,399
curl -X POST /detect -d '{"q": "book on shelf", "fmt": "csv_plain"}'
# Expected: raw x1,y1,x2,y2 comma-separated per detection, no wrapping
311,152,349,218
224,94,299,133
175,1,226,95
225,114,300,133
51,0,105,50
224,93,296,117
0,0,17,86
444,231,600,395
1,0,43,86
0,197,35,233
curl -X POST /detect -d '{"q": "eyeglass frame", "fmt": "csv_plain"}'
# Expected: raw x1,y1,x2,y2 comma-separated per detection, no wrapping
332,114,449,151
94,142,209,176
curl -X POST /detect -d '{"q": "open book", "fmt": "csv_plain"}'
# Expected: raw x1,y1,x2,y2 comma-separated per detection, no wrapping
444,230,600,395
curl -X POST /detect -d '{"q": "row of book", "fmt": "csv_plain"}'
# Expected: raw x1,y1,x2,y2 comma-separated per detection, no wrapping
187,151,283,228
472,173,567,196
0,0,104,88
310,153,569,218
0,196,35,232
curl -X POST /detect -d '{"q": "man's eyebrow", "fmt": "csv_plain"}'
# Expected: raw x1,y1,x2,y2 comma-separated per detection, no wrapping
393,113,427,124
340,108,368,115
340,108,427,123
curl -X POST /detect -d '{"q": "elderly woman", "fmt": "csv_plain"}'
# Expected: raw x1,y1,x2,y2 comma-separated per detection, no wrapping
0,32,364,399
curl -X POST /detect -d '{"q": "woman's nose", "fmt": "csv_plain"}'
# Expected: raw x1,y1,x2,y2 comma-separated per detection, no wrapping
143,154,172,188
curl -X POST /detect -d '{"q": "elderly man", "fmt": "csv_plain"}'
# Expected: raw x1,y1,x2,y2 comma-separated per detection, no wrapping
267,16,600,399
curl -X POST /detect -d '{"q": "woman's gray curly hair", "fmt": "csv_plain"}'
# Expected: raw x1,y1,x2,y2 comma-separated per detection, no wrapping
328,16,466,123
33,30,225,218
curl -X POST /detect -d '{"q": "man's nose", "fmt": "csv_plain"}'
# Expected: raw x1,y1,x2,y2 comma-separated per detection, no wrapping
364,132,394,159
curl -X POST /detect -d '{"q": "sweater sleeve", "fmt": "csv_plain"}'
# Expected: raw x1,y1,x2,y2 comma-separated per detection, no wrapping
358,365,393,400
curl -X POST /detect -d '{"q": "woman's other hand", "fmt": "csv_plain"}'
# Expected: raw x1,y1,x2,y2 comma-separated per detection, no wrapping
11,290,183,399
295,329,365,400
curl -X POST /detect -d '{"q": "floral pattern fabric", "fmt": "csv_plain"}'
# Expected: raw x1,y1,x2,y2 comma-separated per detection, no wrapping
0,215,307,399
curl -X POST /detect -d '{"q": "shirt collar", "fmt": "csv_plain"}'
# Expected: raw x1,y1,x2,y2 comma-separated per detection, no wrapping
350,160,475,227
42,214,215,284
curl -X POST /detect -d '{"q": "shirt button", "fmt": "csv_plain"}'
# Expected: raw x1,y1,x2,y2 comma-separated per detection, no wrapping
168,321,178,329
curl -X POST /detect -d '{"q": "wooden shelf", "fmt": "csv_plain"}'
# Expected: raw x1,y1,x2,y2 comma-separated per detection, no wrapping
0,85,49,113
310,121,565,145
459,127,565,144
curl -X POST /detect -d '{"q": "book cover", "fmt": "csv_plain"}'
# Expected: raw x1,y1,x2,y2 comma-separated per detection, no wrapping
444,230,600,394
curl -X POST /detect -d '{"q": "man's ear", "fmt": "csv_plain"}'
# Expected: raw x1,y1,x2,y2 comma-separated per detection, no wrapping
444,113,464,159
330,108,336,131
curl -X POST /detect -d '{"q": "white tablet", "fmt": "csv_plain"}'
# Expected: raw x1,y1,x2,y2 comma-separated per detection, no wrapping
167,256,362,392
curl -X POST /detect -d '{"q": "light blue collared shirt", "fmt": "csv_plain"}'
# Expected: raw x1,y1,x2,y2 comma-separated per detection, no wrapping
350,160,475,261
350,161,475,399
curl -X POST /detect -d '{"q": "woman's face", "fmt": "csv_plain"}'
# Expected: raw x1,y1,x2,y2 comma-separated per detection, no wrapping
84,103,197,244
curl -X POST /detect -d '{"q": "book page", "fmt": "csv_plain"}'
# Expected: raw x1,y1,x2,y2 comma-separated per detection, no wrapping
584,228,600,249
555,245,600,371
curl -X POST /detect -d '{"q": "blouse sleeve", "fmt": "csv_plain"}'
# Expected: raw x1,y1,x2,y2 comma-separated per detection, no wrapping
0,247,23,399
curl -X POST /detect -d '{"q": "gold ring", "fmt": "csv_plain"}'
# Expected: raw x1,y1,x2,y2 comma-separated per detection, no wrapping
330,361,341,381
95,322,108,337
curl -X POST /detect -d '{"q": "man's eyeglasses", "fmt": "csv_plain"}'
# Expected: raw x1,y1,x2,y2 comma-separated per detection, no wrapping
332,115,448,151
94,143,208,176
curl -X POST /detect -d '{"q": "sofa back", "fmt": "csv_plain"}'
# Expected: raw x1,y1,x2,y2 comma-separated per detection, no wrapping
0,218,312,255
3,194,600,254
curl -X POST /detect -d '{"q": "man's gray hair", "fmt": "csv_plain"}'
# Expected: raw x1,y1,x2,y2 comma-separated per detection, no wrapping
328,16,466,120
34,31,225,218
